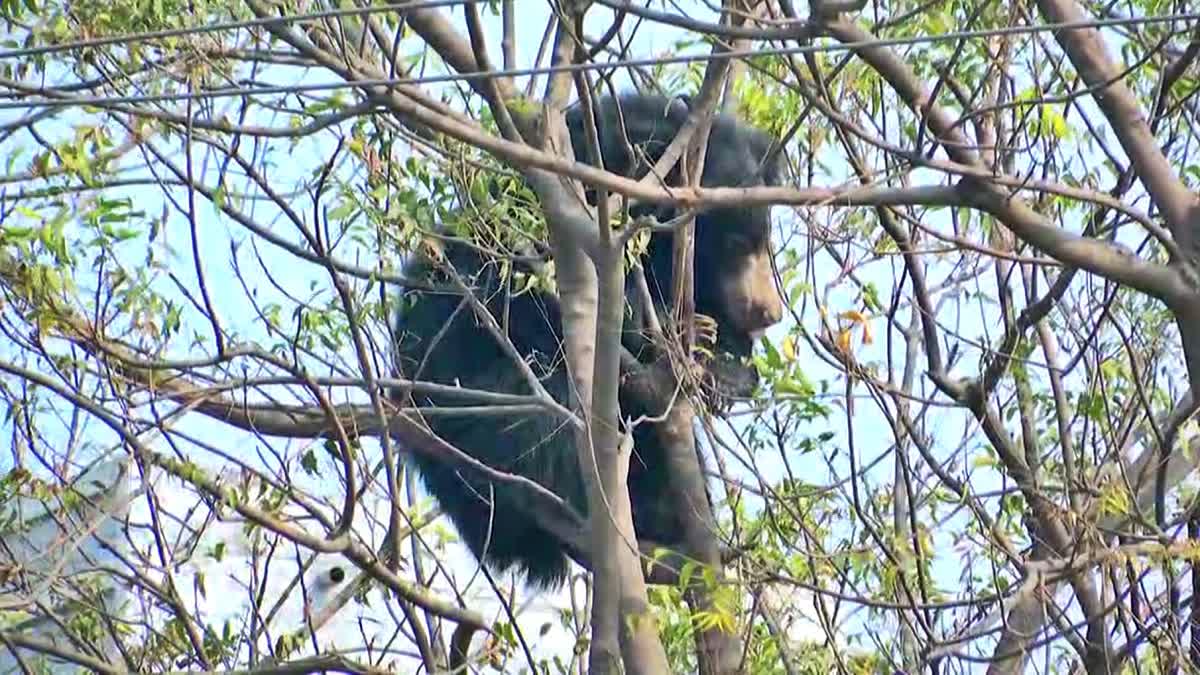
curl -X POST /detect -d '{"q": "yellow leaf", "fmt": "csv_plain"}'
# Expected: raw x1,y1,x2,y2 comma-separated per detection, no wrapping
836,329,852,353
782,336,796,361
1097,480,1131,518
839,309,867,324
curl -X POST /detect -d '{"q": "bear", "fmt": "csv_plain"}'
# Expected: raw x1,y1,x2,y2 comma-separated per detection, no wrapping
390,92,784,588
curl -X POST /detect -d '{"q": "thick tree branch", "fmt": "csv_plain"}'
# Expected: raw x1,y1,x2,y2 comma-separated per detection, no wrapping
1036,0,1200,254
820,17,1189,306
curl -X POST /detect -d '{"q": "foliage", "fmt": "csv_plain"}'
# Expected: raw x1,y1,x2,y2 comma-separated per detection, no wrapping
1,0,1199,673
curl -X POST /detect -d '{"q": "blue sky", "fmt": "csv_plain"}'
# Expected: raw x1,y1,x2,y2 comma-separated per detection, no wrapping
2,1,1187,671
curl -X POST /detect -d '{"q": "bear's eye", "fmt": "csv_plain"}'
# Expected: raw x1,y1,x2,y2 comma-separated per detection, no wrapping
727,234,755,253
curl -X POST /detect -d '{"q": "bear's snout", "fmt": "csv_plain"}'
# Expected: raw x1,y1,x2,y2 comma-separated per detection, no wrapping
747,297,782,331
724,247,782,334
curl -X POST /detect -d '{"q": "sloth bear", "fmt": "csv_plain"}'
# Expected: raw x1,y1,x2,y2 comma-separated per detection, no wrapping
391,93,783,588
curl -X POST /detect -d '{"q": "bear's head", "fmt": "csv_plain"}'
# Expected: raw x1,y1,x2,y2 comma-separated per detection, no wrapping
566,93,785,373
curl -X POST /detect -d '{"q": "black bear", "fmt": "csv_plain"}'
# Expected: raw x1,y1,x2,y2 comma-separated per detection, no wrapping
391,93,783,588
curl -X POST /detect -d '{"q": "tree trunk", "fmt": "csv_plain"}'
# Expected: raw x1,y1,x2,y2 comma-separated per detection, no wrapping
659,398,742,675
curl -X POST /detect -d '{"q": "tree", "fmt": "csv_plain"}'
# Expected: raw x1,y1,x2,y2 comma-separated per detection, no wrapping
2,0,1200,673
